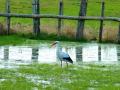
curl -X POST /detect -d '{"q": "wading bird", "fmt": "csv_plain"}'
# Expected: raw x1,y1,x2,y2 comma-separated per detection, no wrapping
51,41,73,67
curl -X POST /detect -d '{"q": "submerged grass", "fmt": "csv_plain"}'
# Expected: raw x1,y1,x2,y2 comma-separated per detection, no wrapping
0,63,120,90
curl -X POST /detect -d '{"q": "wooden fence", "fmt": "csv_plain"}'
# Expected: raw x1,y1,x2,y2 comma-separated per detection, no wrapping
0,0,120,42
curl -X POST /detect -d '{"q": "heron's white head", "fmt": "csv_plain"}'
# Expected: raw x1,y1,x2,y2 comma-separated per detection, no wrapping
51,41,59,47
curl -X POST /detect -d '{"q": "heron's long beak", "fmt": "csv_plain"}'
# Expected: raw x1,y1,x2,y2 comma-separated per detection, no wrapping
51,42,56,47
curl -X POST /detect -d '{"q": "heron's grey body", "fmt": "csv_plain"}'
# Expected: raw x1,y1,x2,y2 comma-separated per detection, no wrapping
55,41,73,67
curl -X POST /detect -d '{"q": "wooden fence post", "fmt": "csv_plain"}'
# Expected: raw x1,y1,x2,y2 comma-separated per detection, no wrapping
6,0,10,35
32,0,40,36
118,22,120,43
99,0,105,42
58,0,63,37
76,0,88,40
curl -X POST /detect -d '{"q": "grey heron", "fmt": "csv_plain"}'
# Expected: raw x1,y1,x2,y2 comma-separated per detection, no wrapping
51,41,73,67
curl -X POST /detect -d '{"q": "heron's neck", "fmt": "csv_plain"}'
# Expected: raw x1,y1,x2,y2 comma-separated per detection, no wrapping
56,43,61,54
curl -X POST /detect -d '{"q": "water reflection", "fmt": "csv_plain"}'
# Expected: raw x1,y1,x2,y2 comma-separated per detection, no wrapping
81,45,98,62
101,45,117,61
0,44,120,67
32,47,39,62
76,47,82,62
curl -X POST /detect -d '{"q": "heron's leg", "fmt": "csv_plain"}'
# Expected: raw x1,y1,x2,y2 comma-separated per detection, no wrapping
61,60,62,67
66,62,68,68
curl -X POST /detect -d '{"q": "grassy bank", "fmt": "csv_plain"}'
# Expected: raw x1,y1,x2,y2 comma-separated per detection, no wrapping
0,0,120,42
0,33,88,46
0,35,27,45
0,63,120,90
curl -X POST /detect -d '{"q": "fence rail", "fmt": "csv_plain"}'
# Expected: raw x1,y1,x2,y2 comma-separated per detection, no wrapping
0,13,119,21
0,0,120,42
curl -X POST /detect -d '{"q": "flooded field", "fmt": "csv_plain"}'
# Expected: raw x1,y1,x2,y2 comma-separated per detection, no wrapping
0,42,120,89
0,42,120,68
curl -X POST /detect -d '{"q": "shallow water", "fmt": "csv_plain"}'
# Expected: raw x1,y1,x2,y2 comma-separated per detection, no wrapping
0,43,120,68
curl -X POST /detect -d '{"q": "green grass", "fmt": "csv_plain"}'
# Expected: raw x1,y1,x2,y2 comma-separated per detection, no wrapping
0,63,120,90
0,35,27,45
0,0,119,27
0,34,49,45
0,33,88,46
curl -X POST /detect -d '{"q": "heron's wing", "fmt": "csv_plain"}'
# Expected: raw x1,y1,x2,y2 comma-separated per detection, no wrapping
59,52,73,63
59,52,70,58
